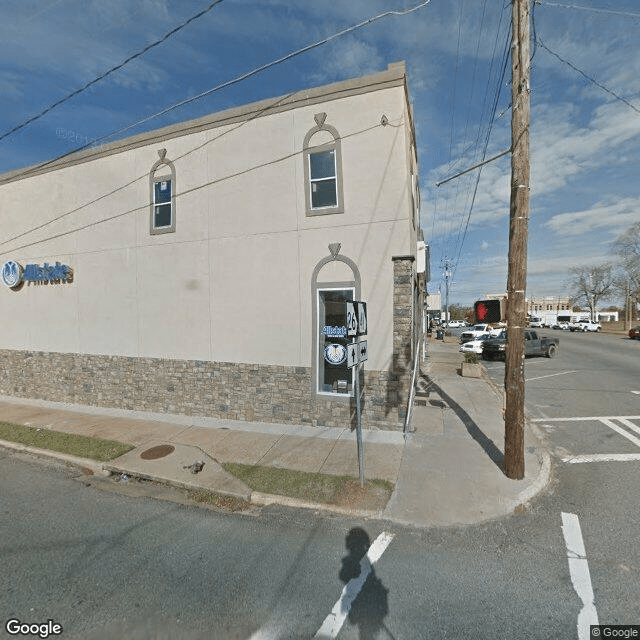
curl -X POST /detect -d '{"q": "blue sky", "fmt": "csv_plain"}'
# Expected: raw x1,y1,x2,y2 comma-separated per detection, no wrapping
1,0,639,305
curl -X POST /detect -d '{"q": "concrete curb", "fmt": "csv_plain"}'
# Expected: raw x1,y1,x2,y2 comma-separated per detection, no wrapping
0,439,105,475
101,463,252,502
250,491,381,519
0,439,386,519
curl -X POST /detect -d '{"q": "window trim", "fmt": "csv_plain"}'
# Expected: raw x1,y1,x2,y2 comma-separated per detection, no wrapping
310,248,361,404
303,120,344,216
149,149,176,235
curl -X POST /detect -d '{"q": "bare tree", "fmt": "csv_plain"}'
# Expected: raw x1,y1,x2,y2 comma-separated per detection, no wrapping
569,263,616,322
614,222,640,321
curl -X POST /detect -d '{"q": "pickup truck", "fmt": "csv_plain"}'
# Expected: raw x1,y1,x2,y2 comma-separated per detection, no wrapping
460,323,504,344
481,330,559,360
569,320,601,332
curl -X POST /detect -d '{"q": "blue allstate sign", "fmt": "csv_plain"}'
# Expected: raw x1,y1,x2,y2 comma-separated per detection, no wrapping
321,325,347,338
1,260,22,289
1,260,73,289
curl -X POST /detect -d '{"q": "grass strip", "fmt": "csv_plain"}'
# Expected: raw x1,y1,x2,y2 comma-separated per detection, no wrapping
222,461,393,505
0,422,134,462
188,490,252,512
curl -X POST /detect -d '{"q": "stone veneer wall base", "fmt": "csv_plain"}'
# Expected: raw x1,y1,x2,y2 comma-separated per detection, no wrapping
0,350,403,431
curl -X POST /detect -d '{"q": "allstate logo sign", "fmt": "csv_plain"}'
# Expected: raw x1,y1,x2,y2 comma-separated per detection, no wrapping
324,343,347,365
2,260,22,289
1,259,73,290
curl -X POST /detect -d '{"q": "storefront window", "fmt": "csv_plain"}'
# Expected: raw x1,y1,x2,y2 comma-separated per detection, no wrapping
317,288,354,395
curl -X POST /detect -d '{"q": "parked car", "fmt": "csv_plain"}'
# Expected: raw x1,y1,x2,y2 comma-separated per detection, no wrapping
629,326,640,340
459,334,492,354
552,322,571,330
460,324,491,343
447,320,464,328
570,320,601,332
482,330,559,360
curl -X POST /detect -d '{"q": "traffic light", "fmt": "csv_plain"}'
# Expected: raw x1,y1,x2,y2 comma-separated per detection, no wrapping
474,299,502,323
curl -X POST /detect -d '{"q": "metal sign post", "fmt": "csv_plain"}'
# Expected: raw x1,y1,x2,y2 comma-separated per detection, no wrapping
346,300,367,487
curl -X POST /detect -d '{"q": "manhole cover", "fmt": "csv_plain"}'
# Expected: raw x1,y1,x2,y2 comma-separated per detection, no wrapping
140,444,175,460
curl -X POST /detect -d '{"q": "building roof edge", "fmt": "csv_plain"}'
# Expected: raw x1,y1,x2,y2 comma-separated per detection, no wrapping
1,61,408,185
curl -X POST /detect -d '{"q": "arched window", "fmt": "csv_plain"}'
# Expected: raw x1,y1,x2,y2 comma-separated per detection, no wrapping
303,113,344,216
149,149,176,234
311,244,361,398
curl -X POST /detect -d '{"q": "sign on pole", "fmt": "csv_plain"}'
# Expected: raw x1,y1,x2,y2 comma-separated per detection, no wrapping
347,342,359,369
345,299,368,486
346,301,358,337
358,339,368,363
356,302,367,336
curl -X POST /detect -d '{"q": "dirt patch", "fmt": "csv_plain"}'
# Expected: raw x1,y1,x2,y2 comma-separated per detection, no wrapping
333,479,393,512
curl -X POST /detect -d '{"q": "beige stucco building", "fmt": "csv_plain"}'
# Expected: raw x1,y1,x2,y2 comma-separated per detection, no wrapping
0,62,425,431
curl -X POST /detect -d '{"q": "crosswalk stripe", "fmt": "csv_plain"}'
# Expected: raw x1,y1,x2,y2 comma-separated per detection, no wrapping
314,531,394,639
600,418,640,449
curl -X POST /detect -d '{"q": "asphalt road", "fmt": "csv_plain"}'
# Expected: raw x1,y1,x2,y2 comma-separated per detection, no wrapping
481,329,640,451
2,445,639,639
1,331,639,639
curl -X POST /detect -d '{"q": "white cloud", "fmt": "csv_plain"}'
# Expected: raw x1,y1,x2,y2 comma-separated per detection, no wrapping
307,36,385,85
545,197,640,238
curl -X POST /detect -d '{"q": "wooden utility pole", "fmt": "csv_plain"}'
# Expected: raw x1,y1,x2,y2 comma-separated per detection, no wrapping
504,0,531,480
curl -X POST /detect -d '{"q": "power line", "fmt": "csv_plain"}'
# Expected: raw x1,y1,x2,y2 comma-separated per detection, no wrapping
451,22,511,283
0,0,227,144
537,38,640,115
432,3,511,274
4,0,433,184
536,1,640,20
0,88,301,249
451,3,510,266
0,120,391,256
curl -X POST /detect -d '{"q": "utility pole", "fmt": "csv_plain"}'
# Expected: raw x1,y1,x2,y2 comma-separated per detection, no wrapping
504,0,531,480
443,260,452,324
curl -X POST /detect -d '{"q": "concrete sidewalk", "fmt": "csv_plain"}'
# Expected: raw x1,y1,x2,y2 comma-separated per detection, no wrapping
0,336,550,527
384,336,550,526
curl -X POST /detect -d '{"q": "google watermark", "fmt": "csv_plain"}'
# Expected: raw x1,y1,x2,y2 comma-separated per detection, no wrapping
4,618,63,638
55,127,105,152
591,626,640,638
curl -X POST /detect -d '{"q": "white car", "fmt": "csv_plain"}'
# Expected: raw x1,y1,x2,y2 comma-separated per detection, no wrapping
459,334,492,354
447,320,464,328
570,320,601,332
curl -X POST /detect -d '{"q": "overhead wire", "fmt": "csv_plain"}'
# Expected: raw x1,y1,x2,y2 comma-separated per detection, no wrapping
0,0,227,143
0,2,434,251
435,0,465,273
0,120,398,257
455,0,490,249
537,38,640,115
432,2,511,296
0,89,300,250
536,1,640,20
451,16,511,284
433,3,511,292
3,0,433,185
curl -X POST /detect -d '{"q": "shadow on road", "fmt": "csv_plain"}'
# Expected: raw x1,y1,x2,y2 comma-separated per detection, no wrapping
339,527,395,640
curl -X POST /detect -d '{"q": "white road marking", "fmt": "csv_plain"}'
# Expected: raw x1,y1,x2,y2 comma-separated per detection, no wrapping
525,370,577,382
561,512,598,640
563,453,640,463
314,531,394,639
601,418,640,449
631,391,640,395
618,417,640,436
